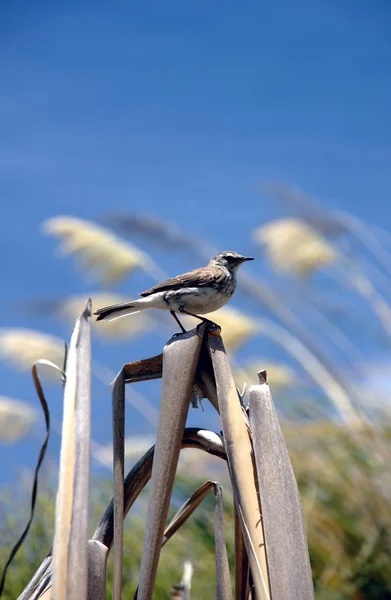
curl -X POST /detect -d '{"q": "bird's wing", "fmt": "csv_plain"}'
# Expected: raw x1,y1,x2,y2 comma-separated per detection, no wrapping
140,266,225,297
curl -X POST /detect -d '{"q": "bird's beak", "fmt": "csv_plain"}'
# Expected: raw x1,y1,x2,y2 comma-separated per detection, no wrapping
242,256,254,262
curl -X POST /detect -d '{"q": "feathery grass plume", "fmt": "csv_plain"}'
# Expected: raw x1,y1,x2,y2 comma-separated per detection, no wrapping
107,213,194,250
55,294,151,339
0,329,65,376
265,182,391,275
106,213,217,258
341,212,391,278
262,183,347,238
264,184,391,334
0,396,37,443
261,318,360,424
234,361,294,390
42,215,165,285
183,306,260,351
254,218,337,276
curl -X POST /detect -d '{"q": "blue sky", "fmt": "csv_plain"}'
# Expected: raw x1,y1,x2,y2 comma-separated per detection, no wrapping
1,1,391,478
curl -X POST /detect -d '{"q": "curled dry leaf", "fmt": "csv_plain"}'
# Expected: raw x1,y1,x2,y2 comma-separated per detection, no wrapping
43,215,164,285
57,294,151,340
0,329,65,376
183,306,260,351
0,396,37,443
254,217,337,276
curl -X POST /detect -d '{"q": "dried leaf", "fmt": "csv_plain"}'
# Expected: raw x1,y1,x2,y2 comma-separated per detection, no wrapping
0,364,50,595
17,429,227,599
137,327,205,600
67,299,92,600
207,333,270,599
248,382,314,599
52,307,79,600
111,368,125,600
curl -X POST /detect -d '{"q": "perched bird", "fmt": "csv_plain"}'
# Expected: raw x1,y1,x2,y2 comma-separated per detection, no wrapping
94,251,254,332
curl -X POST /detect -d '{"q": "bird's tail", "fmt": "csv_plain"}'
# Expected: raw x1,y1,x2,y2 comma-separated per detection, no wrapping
94,299,143,322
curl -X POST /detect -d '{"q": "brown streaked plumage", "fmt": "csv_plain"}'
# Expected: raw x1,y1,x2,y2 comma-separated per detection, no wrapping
140,265,230,297
94,251,254,332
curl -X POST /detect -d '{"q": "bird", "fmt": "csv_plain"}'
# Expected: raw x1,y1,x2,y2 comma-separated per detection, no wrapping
94,251,254,332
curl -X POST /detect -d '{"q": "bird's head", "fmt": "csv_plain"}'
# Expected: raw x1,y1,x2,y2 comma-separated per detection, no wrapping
210,251,254,272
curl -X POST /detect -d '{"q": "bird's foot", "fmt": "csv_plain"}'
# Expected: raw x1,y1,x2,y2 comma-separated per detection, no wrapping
178,306,221,334
170,310,187,333
171,331,183,340
197,319,221,335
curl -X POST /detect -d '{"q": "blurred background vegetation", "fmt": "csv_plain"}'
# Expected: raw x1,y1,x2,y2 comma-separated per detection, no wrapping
2,194,391,598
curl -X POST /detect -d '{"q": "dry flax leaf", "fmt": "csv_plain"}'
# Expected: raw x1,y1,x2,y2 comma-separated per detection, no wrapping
248,382,315,599
43,215,164,285
162,481,217,545
66,299,92,600
254,217,337,276
91,428,226,551
52,315,79,600
111,368,125,600
163,482,231,600
214,484,233,600
207,333,270,599
0,365,50,596
137,327,205,600
16,429,227,600
234,504,250,600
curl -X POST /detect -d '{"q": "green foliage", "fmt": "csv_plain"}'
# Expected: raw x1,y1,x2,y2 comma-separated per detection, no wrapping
2,425,391,599
287,422,391,599
0,483,55,599
0,474,235,600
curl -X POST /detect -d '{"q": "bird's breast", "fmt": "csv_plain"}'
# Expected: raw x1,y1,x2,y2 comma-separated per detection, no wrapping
164,282,235,314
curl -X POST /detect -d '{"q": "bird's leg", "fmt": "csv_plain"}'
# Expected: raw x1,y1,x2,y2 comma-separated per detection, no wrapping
170,310,187,333
178,306,221,330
